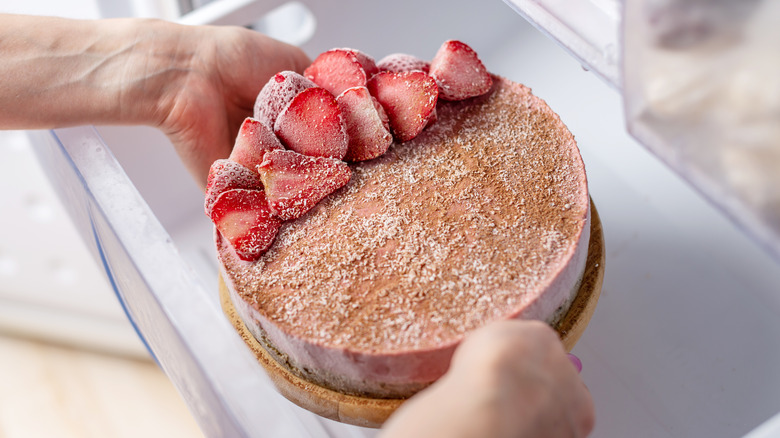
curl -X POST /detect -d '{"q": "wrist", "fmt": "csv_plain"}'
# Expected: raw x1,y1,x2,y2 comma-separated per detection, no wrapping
104,18,193,128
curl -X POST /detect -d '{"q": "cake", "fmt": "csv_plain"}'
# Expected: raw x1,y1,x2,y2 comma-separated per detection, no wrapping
207,41,597,422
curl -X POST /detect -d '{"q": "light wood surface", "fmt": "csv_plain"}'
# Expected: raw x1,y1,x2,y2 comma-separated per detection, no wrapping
0,335,203,438
220,201,605,428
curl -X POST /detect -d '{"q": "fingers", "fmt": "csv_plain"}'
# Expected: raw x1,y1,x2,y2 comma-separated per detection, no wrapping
159,23,311,187
381,319,595,438
227,26,311,109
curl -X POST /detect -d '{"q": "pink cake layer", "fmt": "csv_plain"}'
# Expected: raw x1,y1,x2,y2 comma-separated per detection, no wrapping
218,76,590,399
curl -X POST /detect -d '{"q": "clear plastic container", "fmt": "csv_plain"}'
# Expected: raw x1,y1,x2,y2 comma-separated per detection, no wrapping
623,0,780,262
508,0,780,261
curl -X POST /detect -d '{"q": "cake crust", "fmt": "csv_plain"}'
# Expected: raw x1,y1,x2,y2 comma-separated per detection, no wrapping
218,76,590,398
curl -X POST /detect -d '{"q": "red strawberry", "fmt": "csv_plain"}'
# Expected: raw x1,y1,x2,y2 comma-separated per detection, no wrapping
257,150,351,220
304,48,379,96
351,49,380,77
336,86,393,162
253,71,316,128
377,53,430,74
210,189,282,261
274,87,348,160
204,159,263,216
228,117,284,171
429,40,492,101
367,71,438,142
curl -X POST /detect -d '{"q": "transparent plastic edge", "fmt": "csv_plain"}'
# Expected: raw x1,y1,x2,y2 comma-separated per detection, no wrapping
32,126,326,437
502,0,622,89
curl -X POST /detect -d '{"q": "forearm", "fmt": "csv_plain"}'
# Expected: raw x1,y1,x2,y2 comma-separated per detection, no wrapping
0,14,187,129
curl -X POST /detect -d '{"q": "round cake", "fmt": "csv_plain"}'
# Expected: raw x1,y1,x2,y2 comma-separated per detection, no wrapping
217,76,591,399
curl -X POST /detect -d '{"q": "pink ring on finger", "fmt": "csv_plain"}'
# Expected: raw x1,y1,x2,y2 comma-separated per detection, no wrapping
567,353,583,373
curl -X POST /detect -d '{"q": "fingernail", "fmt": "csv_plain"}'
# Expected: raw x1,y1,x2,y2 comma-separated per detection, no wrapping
567,353,582,373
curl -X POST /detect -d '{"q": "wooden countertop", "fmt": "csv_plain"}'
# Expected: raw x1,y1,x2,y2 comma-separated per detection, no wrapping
0,335,203,438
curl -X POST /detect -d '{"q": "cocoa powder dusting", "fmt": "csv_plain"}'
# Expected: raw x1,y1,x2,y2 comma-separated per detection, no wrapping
222,77,588,353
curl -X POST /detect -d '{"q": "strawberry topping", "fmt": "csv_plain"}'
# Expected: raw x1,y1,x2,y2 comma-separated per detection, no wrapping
204,159,263,216
367,71,438,142
228,117,284,171
429,40,492,101
254,71,316,128
304,48,379,96
210,189,281,261
274,87,349,160
257,149,351,221
377,53,430,74
336,86,393,162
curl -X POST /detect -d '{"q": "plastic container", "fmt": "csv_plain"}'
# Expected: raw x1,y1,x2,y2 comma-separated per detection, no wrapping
508,0,780,262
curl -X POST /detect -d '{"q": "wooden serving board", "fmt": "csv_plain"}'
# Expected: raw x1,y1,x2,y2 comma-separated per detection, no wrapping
219,199,605,428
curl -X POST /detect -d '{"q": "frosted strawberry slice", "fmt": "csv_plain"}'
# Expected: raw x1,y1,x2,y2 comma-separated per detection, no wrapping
429,40,492,101
204,159,263,216
228,117,284,171
377,53,430,74
274,87,349,160
367,71,438,142
304,48,379,96
257,150,351,221
254,71,316,128
209,189,281,261
336,86,393,162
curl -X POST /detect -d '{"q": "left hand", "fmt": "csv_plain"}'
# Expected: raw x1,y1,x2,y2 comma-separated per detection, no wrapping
0,15,310,188
151,23,310,187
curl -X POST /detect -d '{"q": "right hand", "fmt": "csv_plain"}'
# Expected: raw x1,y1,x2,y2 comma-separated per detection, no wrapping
380,320,595,438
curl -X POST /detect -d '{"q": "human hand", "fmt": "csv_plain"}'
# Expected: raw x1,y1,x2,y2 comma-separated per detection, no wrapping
380,320,595,438
150,23,310,187
0,15,309,188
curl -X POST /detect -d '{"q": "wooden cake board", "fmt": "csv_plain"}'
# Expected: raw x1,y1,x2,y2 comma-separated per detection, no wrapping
219,200,605,428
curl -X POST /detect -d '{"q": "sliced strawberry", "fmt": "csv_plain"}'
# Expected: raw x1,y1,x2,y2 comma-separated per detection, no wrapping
257,149,351,221
204,159,263,216
304,48,379,96
367,71,438,142
228,117,284,171
274,87,348,160
253,71,316,128
426,106,438,128
377,53,430,74
351,49,380,77
336,86,393,162
210,189,282,261
429,40,492,101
